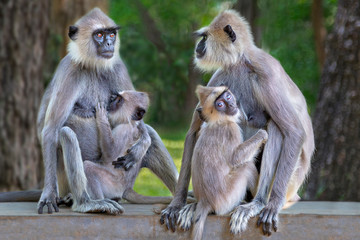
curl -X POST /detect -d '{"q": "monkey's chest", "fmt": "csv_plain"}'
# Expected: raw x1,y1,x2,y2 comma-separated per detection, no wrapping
72,80,120,118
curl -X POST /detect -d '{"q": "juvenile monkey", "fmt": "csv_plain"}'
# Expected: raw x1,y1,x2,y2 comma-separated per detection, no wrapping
176,86,267,239
60,90,172,213
161,10,314,235
34,8,178,214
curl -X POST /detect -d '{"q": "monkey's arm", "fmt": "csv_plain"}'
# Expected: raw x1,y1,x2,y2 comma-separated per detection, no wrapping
113,121,151,170
251,57,305,234
231,129,268,168
95,103,118,162
39,61,80,214
160,110,202,231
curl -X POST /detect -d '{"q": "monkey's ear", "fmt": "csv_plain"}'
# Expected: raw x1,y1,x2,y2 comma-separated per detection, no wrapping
223,25,236,42
68,26,79,40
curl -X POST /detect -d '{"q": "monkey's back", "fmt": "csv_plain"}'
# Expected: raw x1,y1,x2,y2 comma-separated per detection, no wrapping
192,121,243,212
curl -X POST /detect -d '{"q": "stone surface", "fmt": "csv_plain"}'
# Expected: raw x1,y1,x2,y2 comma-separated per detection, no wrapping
0,201,359,239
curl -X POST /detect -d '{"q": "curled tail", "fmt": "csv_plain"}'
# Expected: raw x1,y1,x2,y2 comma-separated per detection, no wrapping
192,201,211,240
123,188,173,204
0,190,42,202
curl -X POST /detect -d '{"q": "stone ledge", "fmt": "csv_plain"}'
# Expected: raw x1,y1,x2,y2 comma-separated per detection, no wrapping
0,202,359,239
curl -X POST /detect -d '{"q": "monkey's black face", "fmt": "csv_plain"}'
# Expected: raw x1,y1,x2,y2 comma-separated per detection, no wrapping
196,34,207,59
93,27,119,59
132,107,146,121
214,91,238,116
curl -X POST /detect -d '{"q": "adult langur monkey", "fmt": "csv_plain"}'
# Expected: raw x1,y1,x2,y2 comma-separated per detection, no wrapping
35,8,178,214
160,10,314,235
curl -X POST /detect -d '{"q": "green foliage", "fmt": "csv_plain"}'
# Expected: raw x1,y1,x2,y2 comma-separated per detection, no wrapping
110,0,221,124
133,128,190,196
258,0,337,113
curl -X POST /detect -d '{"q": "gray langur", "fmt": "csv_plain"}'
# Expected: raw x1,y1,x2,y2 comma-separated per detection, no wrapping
161,10,314,236
176,85,267,240
33,8,178,214
60,90,173,213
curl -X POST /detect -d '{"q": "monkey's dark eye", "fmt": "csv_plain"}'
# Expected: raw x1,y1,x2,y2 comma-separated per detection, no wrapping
110,33,115,38
217,101,225,108
225,93,232,101
97,33,103,38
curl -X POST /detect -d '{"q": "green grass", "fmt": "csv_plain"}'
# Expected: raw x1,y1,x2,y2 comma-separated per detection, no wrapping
133,127,192,197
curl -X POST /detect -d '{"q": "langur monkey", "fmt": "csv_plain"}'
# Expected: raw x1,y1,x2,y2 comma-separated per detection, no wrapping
60,91,172,213
161,10,314,236
34,8,178,214
176,86,267,240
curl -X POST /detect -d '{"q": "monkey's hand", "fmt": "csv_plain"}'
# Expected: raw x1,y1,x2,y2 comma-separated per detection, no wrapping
37,187,60,214
57,193,73,207
230,200,265,235
95,102,108,121
112,150,138,170
256,200,281,236
177,203,197,231
160,204,184,232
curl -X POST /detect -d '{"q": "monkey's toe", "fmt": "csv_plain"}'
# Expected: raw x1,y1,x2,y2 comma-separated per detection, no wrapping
257,207,279,236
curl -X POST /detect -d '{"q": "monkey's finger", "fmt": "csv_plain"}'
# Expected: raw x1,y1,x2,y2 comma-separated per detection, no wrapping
38,202,45,214
124,160,136,171
46,202,53,214
52,201,59,212
160,212,166,225
273,217,278,232
257,211,264,227
169,212,177,232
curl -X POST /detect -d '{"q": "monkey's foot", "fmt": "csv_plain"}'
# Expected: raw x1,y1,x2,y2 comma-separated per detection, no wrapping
160,204,183,232
177,203,197,231
57,193,73,207
257,203,280,236
38,189,60,214
230,200,265,234
112,152,136,171
73,198,124,215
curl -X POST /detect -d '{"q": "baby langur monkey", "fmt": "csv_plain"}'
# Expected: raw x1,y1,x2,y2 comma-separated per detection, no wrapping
177,86,268,240
75,90,172,210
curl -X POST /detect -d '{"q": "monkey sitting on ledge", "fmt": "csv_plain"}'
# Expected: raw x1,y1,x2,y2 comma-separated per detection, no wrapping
177,85,268,240
59,90,173,213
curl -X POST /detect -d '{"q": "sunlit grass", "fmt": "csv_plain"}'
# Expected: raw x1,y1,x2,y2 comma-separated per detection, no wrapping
133,127,193,197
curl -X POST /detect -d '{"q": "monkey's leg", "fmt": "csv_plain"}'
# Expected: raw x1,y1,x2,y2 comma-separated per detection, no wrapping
114,121,151,170
59,126,124,214
177,202,197,231
142,125,179,194
230,121,282,235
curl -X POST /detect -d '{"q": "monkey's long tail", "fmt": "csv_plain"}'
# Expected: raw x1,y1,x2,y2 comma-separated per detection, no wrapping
123,188,173,204
192,201,211,240
0,190,42,202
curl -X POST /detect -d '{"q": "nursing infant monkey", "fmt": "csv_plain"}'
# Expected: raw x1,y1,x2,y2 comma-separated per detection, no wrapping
60,90,173,213
177,85,267,240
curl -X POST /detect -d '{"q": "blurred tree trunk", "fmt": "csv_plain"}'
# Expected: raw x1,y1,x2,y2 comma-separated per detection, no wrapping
233,0,261,46
305,0,360,200
0,0,109,191
0,0,50,191
311,0,326,69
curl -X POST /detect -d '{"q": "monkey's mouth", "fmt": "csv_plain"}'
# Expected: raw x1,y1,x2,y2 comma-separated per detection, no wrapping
100,51,114,59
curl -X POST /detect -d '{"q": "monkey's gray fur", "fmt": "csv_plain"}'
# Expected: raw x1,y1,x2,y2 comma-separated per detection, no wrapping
34,8,178,214
176,86,267,240
161,10,314,236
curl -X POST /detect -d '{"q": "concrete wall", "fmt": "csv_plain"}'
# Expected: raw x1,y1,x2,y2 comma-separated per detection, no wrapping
0,202,359,240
